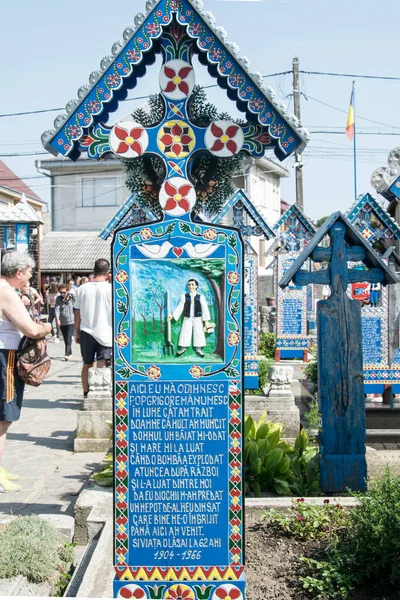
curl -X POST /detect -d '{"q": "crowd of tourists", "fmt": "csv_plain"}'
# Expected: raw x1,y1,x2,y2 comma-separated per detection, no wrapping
0,251,112,493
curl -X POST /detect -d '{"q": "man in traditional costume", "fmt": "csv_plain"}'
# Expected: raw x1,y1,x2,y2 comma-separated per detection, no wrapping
168,279,211,357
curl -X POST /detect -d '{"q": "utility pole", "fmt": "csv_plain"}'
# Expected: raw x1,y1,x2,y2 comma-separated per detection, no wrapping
292,57,304,211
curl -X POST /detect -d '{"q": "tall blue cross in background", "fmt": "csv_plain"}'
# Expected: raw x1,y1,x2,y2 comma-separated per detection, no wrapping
280,212,397,492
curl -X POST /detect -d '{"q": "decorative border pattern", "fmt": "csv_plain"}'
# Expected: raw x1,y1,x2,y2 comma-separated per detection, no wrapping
115,381,129,566
112,215,245,583
114,565,245,581
42,0,308,160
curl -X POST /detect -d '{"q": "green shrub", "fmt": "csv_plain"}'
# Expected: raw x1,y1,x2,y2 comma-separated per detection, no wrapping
0,516,74,583
259,332,276,359
244,413,320,497
304,358,318,388
258,358,273,390
299,555,354,600
348,467,400,585
298,468,400,599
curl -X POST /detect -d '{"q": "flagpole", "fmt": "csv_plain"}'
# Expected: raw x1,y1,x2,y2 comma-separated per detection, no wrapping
352,81,357,199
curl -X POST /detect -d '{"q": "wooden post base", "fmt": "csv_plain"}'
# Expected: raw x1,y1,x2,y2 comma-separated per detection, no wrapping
275,349,280,362
320,453,367,493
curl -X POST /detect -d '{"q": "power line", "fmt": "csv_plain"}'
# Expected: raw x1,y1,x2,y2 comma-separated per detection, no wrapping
0,71,291,119
304,94,400,129
300,70,400,82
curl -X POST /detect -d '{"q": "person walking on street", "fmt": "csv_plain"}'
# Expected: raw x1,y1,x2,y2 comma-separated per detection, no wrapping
0,252,51,492
74,259,112,398
55,284,75,361
47,282,60,342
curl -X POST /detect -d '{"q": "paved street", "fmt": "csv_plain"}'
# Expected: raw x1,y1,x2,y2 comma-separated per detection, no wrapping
0,338,105,521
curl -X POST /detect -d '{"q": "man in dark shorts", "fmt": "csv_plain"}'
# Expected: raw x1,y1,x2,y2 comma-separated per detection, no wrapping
74,259,112,398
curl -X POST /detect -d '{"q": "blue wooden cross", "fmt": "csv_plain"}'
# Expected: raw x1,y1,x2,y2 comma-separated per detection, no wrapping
280,212,397,492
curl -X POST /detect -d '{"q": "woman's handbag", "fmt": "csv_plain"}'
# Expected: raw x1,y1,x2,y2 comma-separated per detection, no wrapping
16,336,51,386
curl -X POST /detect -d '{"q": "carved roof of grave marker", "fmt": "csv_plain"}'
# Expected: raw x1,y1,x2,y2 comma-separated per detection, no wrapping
279,211,398,289
346,192,400,243
100,192,157,240
273,203,316,237
41,0,309,162
211,188,275,239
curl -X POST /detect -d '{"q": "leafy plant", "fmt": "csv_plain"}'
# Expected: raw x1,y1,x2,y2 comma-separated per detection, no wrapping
244,413,293,496
264,499,350,541
304,358,318,388
289,428,320,497
244,414,320,497
258,358,273,390
0,516,74,583
259,332,276,359
299,555,355,600
303,398,320,438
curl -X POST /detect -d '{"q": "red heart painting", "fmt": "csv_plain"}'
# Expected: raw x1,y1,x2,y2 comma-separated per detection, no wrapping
173,247,183,257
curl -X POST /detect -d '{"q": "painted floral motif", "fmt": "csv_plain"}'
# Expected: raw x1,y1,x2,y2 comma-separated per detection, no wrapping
146,22,160,36
159,177,196,216
147,365,161,380
118,584,147,598
107,73,120,88
228,331,240,346
116,332,129,348
87,100,100,113
189,366,203,378
110,120,149,158
159,59,195,100
164,584,195,600
212,585,242,600
116,270,128,283
157,120,195,158
205,121,244,157
140,228,152,240
228,271,240,285
203,228,217,241
126,49,141,62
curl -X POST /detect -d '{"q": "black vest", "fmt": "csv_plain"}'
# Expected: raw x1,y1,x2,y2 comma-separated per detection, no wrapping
183,293,202,317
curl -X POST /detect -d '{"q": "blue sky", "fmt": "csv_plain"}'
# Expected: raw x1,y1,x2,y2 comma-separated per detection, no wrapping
1,0,399,220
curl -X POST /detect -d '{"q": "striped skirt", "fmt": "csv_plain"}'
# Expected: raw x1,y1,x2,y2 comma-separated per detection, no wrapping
0,349,25,422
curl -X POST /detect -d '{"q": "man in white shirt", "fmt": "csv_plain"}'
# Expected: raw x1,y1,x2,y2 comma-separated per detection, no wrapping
168,279,211,358
74,259,112,398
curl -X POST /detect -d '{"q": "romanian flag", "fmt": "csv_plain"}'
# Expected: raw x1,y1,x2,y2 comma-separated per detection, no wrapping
346,83,355,141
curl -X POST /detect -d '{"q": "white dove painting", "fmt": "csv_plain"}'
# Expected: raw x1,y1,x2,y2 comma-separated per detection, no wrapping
136,241,173,259
181,242,218,258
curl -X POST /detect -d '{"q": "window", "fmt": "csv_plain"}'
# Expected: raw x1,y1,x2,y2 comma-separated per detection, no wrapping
82,177,117,207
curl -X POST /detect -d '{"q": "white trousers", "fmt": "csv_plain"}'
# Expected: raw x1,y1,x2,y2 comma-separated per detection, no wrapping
178,317,206,348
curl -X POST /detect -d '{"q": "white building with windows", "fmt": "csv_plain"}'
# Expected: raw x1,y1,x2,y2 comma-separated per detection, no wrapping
36,156,127,231
36,155,288,236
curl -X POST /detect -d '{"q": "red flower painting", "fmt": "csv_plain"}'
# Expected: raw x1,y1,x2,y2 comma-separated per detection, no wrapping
210,122,240,154
163,65,193,96
163,181,192,212
159,122,194,157
113,125,145,155
215,586,242,600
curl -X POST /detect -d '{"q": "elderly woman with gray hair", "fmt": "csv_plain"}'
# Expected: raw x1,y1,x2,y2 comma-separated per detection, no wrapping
0,252,51,492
